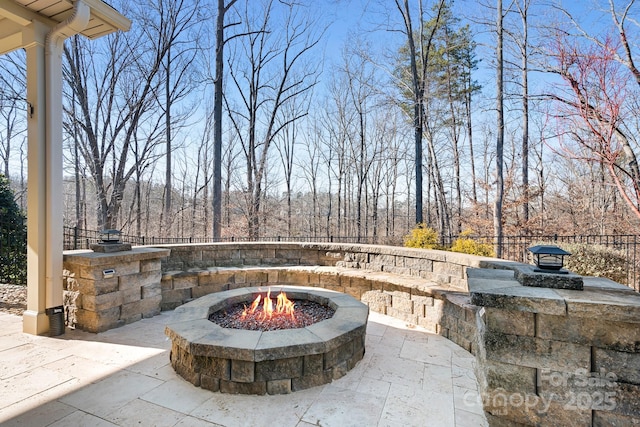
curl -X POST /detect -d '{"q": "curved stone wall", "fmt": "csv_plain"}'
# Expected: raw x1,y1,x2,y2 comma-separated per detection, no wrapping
63,242,640,426
155,242,488,353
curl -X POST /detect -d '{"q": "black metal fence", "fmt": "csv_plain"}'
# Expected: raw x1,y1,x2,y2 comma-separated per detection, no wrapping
62,226,382,250
472,234,640,292
3,225,638,290
0,217,27,286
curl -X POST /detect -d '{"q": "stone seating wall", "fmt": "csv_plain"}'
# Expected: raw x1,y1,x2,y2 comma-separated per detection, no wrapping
156,242,484,354
62,242,640,426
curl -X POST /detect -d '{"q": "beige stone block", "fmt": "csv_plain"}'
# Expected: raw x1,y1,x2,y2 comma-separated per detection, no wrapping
232,271,246,284
386,307,418,325
346,276,373,293
121,286,141,304
404,257,433,271
170,249,203,264
267,269,279,283
385,266,411,276
610,382,640,417
76,277,119,296
76,307,121,333
291,371,333,391
142,282,161,299
202,249,240,263
201,357,230,380
198,271,235,287
593,411,640,426
485,360,536,394
245,270,268,284
594,347,640,385
255,357,303,381
200,374,220,392
486,308,535,336
483,331,591,372
369,253,396,267
81,292,123,312
391,296,413,313
456,318,477,340
361,290,390,314
323,283,345,293
324,340,354,369
417,318,437,332
422,299,445,325
231,360,255,383
119,271,161,291
448,330,471,352
79,261,140,280
266,379,292,395
140,259,162,273
274,248,303,261
173,274,198,290
220,380,267,395
537,313,640,352
242,248,274,261
440,313,458,330
317,272,340,287
444,298,466,320
412,295,434,307
303,353,324,376
298,249,322,265
162,288,192,304
433,261,464,279
483,390,592,427
192,284,228,299
121,296,161,319
161,277,173,291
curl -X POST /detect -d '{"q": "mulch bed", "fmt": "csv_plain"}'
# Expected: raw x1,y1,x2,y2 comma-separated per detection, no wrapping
0,284,27,315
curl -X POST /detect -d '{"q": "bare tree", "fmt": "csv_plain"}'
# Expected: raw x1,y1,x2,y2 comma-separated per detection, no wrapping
394,0,446,225
225,0,320,238
63,0,200,230
212,0,239,239
494,0,506,257
150,0,202,237
0,52,26,179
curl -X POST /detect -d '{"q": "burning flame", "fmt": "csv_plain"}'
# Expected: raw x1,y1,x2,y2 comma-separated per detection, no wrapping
242,288,296,321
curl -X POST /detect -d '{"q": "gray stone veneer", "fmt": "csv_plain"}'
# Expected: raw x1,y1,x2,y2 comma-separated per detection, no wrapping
63,242,640,426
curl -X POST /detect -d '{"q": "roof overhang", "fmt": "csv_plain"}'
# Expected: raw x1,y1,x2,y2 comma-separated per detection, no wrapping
0,0,131,55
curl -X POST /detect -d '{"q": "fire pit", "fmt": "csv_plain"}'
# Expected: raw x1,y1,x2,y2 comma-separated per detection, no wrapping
165,286,368,395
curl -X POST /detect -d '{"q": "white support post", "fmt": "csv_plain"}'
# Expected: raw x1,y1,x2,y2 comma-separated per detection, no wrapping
22,1,90,335
22,21,50,335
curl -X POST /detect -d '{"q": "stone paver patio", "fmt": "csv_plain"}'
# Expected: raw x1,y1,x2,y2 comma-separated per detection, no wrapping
0,310,487,426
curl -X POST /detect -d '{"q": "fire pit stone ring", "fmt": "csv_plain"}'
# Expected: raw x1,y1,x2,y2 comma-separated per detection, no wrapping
165,286,369,395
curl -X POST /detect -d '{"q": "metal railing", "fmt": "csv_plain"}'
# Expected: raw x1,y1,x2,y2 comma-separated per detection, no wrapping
0,217,27,286
2,225,637,291
62,226,382,250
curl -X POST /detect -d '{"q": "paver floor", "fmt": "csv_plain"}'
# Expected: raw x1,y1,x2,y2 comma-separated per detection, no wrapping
0,310,488,426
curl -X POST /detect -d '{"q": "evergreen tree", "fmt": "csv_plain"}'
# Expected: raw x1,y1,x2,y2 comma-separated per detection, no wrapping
0,174,26,285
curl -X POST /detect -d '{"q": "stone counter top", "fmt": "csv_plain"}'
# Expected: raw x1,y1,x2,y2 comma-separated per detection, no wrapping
467,266,640,323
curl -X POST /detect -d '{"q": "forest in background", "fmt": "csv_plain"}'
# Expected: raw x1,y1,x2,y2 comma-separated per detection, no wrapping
3,0,640,245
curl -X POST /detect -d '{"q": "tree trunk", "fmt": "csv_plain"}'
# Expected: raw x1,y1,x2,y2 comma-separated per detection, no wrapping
494,0,505,258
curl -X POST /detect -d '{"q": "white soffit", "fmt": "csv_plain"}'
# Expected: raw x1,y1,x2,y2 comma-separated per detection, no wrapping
0,0,131,54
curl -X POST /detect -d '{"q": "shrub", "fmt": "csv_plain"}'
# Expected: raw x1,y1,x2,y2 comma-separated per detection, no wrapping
403,223,439,249
534,241,628,285
0,174,27,285
450,230,495,257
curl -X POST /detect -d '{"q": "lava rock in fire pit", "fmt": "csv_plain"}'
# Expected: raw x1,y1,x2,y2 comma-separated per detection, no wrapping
209,297,335,331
